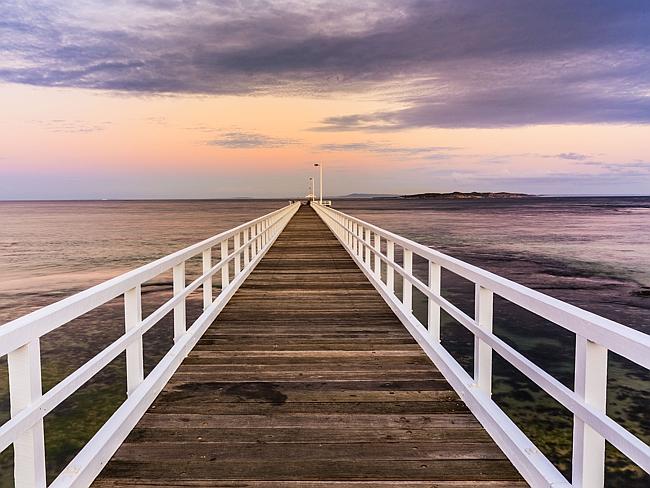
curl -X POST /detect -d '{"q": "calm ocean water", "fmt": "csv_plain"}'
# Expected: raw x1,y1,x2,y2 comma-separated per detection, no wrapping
0,197,648,486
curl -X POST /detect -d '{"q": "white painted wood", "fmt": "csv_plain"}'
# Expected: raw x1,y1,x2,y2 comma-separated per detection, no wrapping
220,240,230,290
244,227,250,265
364,227,371,266
428,261,441,342
572,336,607,488
8,340,46,488
172,262,186,342
373,232,381,278
474,284,494,395
202,248,212,309
402,249,412,312
387,240,395,293
124,285,144,395
234,233,241,276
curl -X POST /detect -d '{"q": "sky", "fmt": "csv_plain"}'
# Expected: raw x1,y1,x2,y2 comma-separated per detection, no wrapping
1,0,650,199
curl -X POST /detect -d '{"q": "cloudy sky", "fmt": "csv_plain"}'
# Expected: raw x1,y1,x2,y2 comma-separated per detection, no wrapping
1,0,650,198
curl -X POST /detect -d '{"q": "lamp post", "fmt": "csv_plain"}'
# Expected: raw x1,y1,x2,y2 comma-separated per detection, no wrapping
308,177,314,201
314,163,323,204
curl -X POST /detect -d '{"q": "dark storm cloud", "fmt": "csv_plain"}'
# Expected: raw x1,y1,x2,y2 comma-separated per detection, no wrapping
2,1,650,127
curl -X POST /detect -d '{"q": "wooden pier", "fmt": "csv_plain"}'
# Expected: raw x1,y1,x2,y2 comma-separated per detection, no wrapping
94,206,524,486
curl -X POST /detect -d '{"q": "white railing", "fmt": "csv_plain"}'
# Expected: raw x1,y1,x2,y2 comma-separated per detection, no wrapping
0,202,300,488
312,202,650,488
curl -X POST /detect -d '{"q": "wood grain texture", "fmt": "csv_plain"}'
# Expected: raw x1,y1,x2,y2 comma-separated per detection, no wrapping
94,206,526,487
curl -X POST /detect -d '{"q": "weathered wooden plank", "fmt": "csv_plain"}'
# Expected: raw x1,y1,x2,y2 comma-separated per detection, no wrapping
95,481,527,487
94,205,524,486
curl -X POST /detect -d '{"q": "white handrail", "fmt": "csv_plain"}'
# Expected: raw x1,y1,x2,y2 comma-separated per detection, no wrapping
312,201,650,488
0,202,300,488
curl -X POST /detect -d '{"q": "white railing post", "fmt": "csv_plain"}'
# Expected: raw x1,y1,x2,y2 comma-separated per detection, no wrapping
172,262,186,342
364,227,371,267
262,219,268,247
373,232,381,278
403,249,412,312
234,232,241,276
124,285,144,394
474,284,493,394
221,240,230,290
8,339,47,488
244,227,250,266
202,248,212,309
572,336,607,488
346,219,351,246
387,240,395,292
428,261,441,341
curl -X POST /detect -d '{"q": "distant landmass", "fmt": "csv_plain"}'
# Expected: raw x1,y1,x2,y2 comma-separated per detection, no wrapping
401,191,533,199
336,193,399,199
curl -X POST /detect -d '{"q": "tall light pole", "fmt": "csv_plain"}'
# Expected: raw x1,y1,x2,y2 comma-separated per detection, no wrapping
314,163,323,204
308,177,314,201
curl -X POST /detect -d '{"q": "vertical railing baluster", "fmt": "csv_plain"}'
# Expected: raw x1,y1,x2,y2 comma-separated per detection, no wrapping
262,219,268,247
234,232,241,276
403,249,412,312
346,219,351,247
357,223,362,257
387,240,395,292
202,248,212,309
373,232,381,278
364,227,371,267
428,261,441,341
221,240,230,291
572,336,607,488
173,263,186,342
244,227,250,266
125,285,144,393
474,284,493,394
8,339,47,488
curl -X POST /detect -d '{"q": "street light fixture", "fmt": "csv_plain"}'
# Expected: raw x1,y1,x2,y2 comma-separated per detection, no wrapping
308,177,314,201
314,163,323,204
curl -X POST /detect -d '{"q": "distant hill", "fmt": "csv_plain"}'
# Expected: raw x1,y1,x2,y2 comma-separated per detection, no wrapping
401,191,533,199
335,193,399,199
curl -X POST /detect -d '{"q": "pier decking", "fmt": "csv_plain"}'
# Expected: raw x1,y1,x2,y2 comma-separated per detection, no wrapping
94,206,524,486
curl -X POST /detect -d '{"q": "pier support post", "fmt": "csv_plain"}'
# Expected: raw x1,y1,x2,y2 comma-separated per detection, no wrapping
572,336,607,488
8,339,46,488
474,285,493,394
